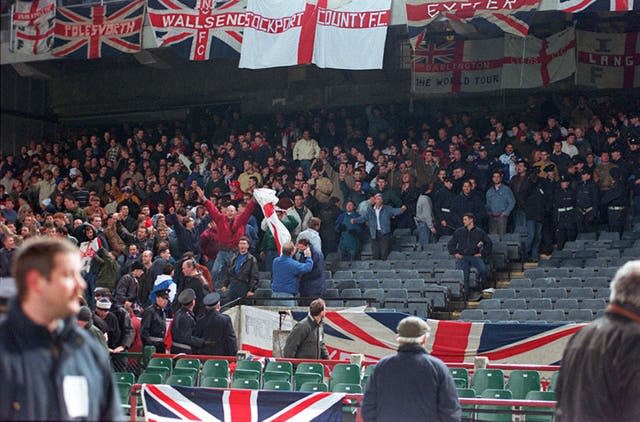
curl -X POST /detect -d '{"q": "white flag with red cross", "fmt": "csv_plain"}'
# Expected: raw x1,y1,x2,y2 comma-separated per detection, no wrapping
502,27,576,89
253,188,291,254
576,30,640,89
11,0,56,54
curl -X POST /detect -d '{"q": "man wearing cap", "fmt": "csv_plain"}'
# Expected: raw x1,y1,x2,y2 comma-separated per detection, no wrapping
193,292,238,356
170,288,205,354
77,306,108,350
115,260,145,311
141,288,170,353
575,169,599,234
283,298,329,360
362,316,460,422
94,297,126,353
601,168,628,235
553,175,577,250
222,236,259,303
352,193,406,260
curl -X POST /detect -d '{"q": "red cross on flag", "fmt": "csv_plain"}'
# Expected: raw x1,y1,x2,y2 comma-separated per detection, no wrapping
502,27,576,89
576,30,640,89
253,188,291,254
11,0,56,55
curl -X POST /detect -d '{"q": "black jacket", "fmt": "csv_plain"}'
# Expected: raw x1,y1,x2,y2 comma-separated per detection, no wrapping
556,306,640,422
141,303,166,352
170,307,204,354
448,226,492,257
224,252,259,291
193,310,238,356
0,303,122,421
175,275,210,318
283,315,329,360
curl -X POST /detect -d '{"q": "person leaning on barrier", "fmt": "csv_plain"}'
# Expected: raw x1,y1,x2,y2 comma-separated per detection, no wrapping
362,316,461,422
283,298,329,360
193,292,238,356
0,237,122,420
170,288,205,354
555,260,640,422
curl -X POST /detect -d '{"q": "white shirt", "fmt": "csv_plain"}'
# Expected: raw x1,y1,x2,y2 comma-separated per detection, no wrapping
374,206,382,230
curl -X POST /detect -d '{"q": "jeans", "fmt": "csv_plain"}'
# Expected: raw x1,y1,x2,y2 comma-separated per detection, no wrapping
271,292,296,308
415,221,434,251
372,232,391,260
525,220,543,260
488,215,508,236
455,256,488,296
513,210,527,234
299,160,312,179
211,250,235,290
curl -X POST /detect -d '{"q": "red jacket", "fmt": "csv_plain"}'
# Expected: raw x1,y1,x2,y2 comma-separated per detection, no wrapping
203,199,256,250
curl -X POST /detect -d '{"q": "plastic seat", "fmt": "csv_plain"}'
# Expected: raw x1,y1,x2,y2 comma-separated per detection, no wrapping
200,377,228,388
454,378,468,388
460,309,485,321
357,279,379,290
266,361,292,376
569,287,594,299
341,288,362,298
294,372,323,390
375,270,397,279
567,309,593,322
335,279,357,290
137,373,162,384
524,391,556,422
114,372,135,385
508,370,541,399
233,369,260,381
512,309,538,321
472,369,505,395
501,299,527,309
456,388,477,419
202,360,229,379
330,364,360,389
580,298,606,311
583,277,609,289
232,378,259,390
549,371,559,392
538,309,566,322
332,383,362,393
518,288,542,298
264,371,290,383
116,382,132,409
479,299,501,310
299,382,328,392
450,367,469,385
173,367,198,381
175,358,200,370
532,278,557,289
528,298,552,310
324,288,339,298
558,278,583,288
264,380,292,391
493,289,516,299
167,374,194,387
363,288,385,306
511,279,532,289
143,366,170,381
554,298,579,309
484,309,511,322
333,270,353,280
355,270,374,279
296,362,325,376
236,360,262,373
477,389,513,421
544,288,567,300
148,358,172,370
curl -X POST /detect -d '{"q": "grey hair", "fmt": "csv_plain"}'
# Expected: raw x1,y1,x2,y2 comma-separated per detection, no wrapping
610,260,640,309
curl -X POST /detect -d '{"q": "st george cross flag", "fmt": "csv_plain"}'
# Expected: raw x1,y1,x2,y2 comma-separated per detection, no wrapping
254,188,291,254
555,0,639,12
576,30,640,89
502,27,576,89
11,0,56,55
239,0,308,68
142,384,345,421
147,0,246,61
52,0,145,59
405,0,540,50
312,0,392,69
412,37,503,94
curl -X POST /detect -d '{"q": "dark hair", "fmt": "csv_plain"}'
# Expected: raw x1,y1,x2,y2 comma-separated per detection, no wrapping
463,212,476,221
310,298,325,316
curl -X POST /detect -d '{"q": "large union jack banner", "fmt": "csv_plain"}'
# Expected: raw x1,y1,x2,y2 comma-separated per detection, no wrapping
405,0,541,50
142,384,345,421
556,0,639,12
52,0,145,59
11,0,56,55
148,0,246,61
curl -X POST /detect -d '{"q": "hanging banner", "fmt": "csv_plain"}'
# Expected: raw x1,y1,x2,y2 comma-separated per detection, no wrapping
555,0,639,12
11,0,56,55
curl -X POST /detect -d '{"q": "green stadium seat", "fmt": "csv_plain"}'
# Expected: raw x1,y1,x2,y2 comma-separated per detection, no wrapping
450,367,469,384
233,369,261,381
175,358,201,370
266,361,293,376
167,374,194,387
232,378,260,390
524,391,556,422
299,382,328,392
477,389,513,422
295,372,323,390
454,377,468,388
330,364,360,389
472,369,505,395
200,377,229,388
173,367,198,384
236,360,262,373
137,373,163,384
456,388,477,420
331,383,362,393
116,382,131,404
143,366,170,382
114,372,135,385
202,360,229,379
295,362,325,376
548,371,559,392
363,364,376,376
508,370,541,400
148,358,172,370
263,380,292,391
264,371,290,383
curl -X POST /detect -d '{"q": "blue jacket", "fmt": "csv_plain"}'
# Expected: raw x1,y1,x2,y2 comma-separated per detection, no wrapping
271,255,313,295
297,246,326,297
354,205,403,239
486,183,516,215
362,344,461,422
0,303,122,421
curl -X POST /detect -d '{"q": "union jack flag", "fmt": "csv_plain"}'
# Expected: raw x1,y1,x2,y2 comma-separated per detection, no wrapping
413,41,458,68
142,384,345,421
405,0,540,49
52,0,145,59
148,0,246,61
557,0,639,12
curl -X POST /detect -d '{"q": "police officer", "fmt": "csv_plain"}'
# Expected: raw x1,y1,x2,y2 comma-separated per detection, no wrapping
553,174,577,250
193,292,238,356
575,169,599,233
141,288,170,353
433,177,457,237
601,167,628,235
170,288,205,354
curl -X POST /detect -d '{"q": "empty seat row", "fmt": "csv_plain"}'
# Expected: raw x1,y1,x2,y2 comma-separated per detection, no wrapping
460,308,598,322
480,298,606,311
499,286,610,299
529,277,610,289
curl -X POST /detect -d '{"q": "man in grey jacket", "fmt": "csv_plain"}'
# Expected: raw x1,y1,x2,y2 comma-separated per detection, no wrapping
283,298,329,360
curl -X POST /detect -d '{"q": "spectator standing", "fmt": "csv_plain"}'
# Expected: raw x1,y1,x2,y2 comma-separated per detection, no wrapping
295,238,326,302
415,186,437,250
335,200,363,261
293,130,320,178
76,306,108,350
297,216,323,257
575,169,599,233
176,258,210,317
193,292,238,356
283,299,329,359
0,237,122,421
140,288,170,353
553,175,577,250
601,168,628,235
555,260,640,422
170,289,205,354
352,193,406,260
222,236,259,303
271,241,313,307
115,261,145,312
447,213,492,298
361,316,461,422
485,171,515,236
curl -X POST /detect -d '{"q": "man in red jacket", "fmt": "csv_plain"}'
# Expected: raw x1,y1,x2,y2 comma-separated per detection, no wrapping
195,186,255,290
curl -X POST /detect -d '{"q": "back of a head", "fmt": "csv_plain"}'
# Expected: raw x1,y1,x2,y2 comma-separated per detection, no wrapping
397,316,430,345
309,217,321,230
281,241,294,256
610,260,640,310
310,298,325,316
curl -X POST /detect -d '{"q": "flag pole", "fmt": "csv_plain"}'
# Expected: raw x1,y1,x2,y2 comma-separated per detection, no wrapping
9,4,15,53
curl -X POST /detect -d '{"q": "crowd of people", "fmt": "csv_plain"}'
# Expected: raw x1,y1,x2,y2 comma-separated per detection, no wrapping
0,96,639,318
